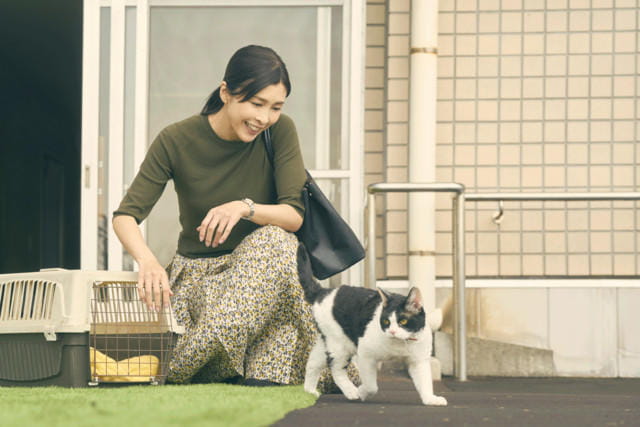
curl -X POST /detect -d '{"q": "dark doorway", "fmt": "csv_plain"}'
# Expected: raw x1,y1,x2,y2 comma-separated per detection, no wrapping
0,0,82,273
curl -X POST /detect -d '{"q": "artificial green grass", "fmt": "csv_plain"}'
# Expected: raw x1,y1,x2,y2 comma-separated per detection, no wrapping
0,383,317,427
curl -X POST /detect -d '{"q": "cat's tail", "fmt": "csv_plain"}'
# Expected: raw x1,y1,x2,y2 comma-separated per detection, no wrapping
296,242,325,304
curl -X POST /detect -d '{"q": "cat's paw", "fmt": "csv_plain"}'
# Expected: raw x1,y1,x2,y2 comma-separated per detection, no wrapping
422,395,448,406
342,386,360,400
358,385,378,401
304,387,320,398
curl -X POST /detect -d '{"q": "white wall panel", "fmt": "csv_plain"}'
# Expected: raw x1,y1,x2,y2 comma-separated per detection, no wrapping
618,288,640,377
477,288,549,350
549,288,618,376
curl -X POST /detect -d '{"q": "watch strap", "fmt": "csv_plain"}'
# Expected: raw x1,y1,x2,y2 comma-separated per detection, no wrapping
241,198,255,219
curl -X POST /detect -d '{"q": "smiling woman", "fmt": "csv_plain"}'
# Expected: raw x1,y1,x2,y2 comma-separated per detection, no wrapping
208,83,287,143
202,45,291,143
111,45,316,387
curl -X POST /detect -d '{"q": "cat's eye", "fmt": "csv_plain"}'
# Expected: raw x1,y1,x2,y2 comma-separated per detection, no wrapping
399,319,408,325
383,319,390,325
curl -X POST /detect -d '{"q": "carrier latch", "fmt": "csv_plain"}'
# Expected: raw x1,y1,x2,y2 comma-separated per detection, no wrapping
43,326,57,341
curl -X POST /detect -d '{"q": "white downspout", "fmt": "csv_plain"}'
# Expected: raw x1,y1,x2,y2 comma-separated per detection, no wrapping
409,0,438,311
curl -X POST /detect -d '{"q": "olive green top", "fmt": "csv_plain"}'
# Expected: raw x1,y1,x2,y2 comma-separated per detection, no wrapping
113,113,306,258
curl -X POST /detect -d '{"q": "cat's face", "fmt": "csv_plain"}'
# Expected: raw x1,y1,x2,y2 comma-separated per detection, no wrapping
378,287,426,341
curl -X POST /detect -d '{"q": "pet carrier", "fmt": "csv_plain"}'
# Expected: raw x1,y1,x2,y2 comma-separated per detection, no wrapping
0,269,184,387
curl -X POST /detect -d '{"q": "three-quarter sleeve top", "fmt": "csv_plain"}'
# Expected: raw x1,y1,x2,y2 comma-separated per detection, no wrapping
113,113,306,258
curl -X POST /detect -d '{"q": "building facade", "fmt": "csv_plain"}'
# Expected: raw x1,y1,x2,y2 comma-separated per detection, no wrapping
365,0,640,377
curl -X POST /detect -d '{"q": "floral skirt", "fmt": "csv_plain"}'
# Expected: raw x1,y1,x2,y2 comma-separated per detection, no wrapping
165,225,316,384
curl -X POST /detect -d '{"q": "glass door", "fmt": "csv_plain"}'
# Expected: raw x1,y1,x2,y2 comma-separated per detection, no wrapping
81,0,365,285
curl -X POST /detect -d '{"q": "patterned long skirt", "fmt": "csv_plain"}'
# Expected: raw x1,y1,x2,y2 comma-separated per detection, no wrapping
165,225,317,384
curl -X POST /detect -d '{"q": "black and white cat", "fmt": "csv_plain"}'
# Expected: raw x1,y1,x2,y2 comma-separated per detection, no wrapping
297,244,447,406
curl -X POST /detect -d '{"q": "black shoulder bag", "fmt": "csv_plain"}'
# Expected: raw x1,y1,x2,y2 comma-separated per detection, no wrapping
264,129,365,279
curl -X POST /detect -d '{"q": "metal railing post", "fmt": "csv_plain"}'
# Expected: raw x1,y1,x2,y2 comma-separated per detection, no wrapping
452,193,467,381
367,192,377,289
367,182,466,381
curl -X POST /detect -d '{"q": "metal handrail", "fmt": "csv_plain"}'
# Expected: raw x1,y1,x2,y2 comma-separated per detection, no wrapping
367,182,467,381
466,192,640,202
367,184,640,382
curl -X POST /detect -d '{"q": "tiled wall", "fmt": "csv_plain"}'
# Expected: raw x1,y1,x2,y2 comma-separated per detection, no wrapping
365,0,413,279
365,0,640,279
365,0,388,277
385,0,412,278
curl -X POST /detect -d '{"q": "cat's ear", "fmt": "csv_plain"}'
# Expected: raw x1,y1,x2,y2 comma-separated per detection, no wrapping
377,288,389,307
405,287,423,313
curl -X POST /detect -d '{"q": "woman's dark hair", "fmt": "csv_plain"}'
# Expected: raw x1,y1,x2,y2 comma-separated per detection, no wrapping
201,45,291,115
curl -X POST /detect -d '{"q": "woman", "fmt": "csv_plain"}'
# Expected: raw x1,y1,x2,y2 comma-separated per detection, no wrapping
113,45,316,386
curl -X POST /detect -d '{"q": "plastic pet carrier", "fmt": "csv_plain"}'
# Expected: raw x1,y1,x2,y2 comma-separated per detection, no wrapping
0,269,184,387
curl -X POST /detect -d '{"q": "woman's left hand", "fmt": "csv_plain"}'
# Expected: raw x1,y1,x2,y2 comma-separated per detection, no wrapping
197,200,249,247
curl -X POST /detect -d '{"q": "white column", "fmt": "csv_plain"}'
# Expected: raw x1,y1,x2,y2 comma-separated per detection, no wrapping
348,0,366,286
409,0,438,311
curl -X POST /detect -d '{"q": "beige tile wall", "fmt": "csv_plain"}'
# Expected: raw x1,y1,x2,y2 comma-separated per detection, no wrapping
365,0,640,279
385,0,411,278
364,0,413,279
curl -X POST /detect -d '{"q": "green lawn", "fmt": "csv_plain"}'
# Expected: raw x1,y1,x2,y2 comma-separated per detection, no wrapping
0,384,317,427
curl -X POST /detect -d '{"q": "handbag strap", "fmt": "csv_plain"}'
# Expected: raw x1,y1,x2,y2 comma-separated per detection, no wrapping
263,128,275,167
263,128,310,181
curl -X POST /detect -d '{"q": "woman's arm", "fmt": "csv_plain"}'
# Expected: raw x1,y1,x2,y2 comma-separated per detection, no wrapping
250,202,302,231
196,201,302,248
112,214,173,311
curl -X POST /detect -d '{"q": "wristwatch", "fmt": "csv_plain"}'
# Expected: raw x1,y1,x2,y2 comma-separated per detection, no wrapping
241,198,255,220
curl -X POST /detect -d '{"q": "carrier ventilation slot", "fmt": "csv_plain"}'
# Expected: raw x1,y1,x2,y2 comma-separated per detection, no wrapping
0,280,57,321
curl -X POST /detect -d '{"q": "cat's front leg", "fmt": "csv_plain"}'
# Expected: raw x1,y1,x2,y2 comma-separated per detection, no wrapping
407,359,448,406
355,355,378,401
331,366,359,400
328,350,359,400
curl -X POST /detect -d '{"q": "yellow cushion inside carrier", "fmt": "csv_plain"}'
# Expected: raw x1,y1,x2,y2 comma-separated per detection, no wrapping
89,347,160,382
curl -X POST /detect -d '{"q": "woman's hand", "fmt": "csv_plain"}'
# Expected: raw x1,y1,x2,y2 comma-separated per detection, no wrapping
197,200,249,247
136,256,173,312
112,215,174,312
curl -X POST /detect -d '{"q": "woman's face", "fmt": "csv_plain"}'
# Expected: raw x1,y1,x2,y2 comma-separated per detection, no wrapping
217,82,287,142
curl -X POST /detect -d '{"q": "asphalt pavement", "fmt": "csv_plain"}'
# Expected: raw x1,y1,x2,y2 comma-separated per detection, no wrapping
274,375,640,426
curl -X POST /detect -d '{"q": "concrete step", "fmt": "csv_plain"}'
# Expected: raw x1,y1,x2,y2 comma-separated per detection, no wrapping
434,331,556,377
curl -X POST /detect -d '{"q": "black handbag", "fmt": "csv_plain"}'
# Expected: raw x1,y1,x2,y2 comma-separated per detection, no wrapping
264,129,365,279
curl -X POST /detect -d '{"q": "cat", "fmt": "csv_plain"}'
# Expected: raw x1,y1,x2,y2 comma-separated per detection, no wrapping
297,243,447,406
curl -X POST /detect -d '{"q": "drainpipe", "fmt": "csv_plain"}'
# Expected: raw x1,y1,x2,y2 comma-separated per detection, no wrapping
409,0,438,311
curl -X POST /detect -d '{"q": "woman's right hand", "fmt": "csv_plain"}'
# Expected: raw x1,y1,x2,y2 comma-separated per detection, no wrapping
112,215,174,313
136,256,173,312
